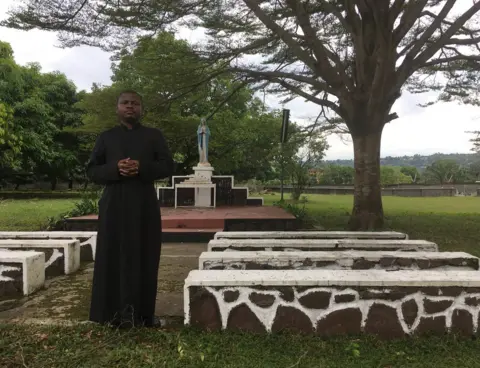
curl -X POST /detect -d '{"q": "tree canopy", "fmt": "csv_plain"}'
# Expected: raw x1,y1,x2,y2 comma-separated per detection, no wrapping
75,32,292,180
5,1,480,229
0,41,84,188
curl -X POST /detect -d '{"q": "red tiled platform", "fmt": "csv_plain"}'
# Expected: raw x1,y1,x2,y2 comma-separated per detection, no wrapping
65,206,297,242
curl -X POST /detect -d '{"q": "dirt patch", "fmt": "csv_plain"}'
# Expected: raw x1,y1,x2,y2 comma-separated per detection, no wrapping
0,243,206,324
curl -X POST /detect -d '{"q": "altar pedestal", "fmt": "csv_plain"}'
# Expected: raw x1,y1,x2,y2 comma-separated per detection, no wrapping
175,183,216,208
193,165,214,182
174,165,216,208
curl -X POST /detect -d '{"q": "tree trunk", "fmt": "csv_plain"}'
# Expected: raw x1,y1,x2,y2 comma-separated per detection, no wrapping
349,130,384,230
50,177,57,191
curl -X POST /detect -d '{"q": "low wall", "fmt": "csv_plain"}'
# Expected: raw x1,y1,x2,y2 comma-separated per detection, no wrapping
185,270,480,338
0,191,84,200
265,186,460,197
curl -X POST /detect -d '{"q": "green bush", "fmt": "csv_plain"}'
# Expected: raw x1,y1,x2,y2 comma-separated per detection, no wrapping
274,198,314,228
45,189,101,230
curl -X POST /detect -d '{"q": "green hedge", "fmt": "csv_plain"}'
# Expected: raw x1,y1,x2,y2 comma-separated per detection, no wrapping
0,191,85,200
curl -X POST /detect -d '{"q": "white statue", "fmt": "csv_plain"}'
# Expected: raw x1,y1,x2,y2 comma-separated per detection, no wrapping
197,118,211,166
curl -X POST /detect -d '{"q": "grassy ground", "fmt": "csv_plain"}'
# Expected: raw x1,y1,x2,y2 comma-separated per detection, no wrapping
264,194,480,256
2,324,480,368
0,198,75,231
1,195,480,367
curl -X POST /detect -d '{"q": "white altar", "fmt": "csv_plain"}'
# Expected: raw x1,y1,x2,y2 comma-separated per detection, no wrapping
174,119,217,208
175,182,216,208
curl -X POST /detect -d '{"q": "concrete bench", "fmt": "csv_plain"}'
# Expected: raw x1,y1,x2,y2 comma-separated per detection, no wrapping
0,231,97,262
0,250,45,299
0,239,81,276
214,231,408,240
207,239,438,252
199,250,479,271
185,269,480,338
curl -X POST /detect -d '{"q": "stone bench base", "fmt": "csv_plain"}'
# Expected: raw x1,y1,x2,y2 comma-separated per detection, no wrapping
185,270,480,339
214,231,408,240
0,231,96,262
0,250,45,300
199,251,479,271
208,239,438,252
0,239,80,277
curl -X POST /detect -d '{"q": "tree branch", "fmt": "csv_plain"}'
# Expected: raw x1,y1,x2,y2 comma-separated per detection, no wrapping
403,0,456,63
232,68,336,94
393,0,429,45
414,2,480,66
285,0,352,92
242,0,320,76
421,55,480,68
272,78,342,116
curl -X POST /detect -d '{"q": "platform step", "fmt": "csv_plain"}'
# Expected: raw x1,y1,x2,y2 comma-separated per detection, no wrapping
214,231,408,240
162,218,224,229
0,231,96,262
199,250,479,271
185,269,480,338
0,239,81,276
0,250,45,299
164,228,224,233
208,239,438,252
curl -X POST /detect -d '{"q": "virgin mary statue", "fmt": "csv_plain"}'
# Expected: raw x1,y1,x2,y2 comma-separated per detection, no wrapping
197,118,210,165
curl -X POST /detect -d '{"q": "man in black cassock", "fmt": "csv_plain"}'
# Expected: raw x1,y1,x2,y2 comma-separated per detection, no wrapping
86,90,174,328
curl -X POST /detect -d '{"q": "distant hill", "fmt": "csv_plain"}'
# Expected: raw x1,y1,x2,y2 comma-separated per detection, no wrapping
324,153,480,170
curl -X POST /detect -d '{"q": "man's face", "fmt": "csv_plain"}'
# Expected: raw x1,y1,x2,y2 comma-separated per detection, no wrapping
117,93,142,125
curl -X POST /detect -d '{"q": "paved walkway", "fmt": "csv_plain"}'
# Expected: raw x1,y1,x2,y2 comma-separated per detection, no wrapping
0,243,207,325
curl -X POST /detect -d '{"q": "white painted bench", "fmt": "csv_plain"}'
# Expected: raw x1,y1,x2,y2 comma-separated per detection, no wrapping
0,239,81,276
214,231,408,240
185,269,480,338
199,250,479,271
0,231,97,262
207,239,438,252
0,250,45,298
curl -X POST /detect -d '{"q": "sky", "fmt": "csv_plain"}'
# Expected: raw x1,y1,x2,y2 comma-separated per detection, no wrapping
0,1,479,160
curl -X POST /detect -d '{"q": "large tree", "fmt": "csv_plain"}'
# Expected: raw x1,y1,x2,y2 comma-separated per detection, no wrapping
471,131,480,154
75,33,284,179
0,41,84,188
6,1,480,228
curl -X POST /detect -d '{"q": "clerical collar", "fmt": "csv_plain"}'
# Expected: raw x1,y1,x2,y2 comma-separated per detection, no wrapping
120,122,142,130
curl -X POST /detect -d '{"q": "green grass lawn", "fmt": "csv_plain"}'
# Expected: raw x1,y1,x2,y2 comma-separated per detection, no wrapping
0,198,76,231
265,194,480,256
2,324,480,368
1,195,480,367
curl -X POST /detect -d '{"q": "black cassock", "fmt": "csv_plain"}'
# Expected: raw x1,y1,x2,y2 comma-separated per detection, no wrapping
86,124,173,327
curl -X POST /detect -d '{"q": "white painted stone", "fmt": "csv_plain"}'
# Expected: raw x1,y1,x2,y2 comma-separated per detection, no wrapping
184,269,480,334
0,239,81,275
185,283,480,335
0,250,45,295
193,165,214,182
198,250,478,270
207,239,438,252
0,231,97,261
214,231,408,240
185,269,480,287
0,265,20,281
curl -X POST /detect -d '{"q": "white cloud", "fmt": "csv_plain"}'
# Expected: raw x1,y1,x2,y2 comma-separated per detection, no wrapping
1,0,479,160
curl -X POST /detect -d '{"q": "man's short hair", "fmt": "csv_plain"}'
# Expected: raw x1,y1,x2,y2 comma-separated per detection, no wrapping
117,90,143,104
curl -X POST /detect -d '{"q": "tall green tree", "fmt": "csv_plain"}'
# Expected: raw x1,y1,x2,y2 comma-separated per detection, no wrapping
6,1,480,228
76,33,286,179
400,166,420,183
0,41,84,188
424,159,461,184
318,165,355,185
273,125,329,200
471,131,480,154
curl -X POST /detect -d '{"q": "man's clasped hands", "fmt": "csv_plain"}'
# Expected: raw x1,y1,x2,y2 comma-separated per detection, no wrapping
118,158,139,177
